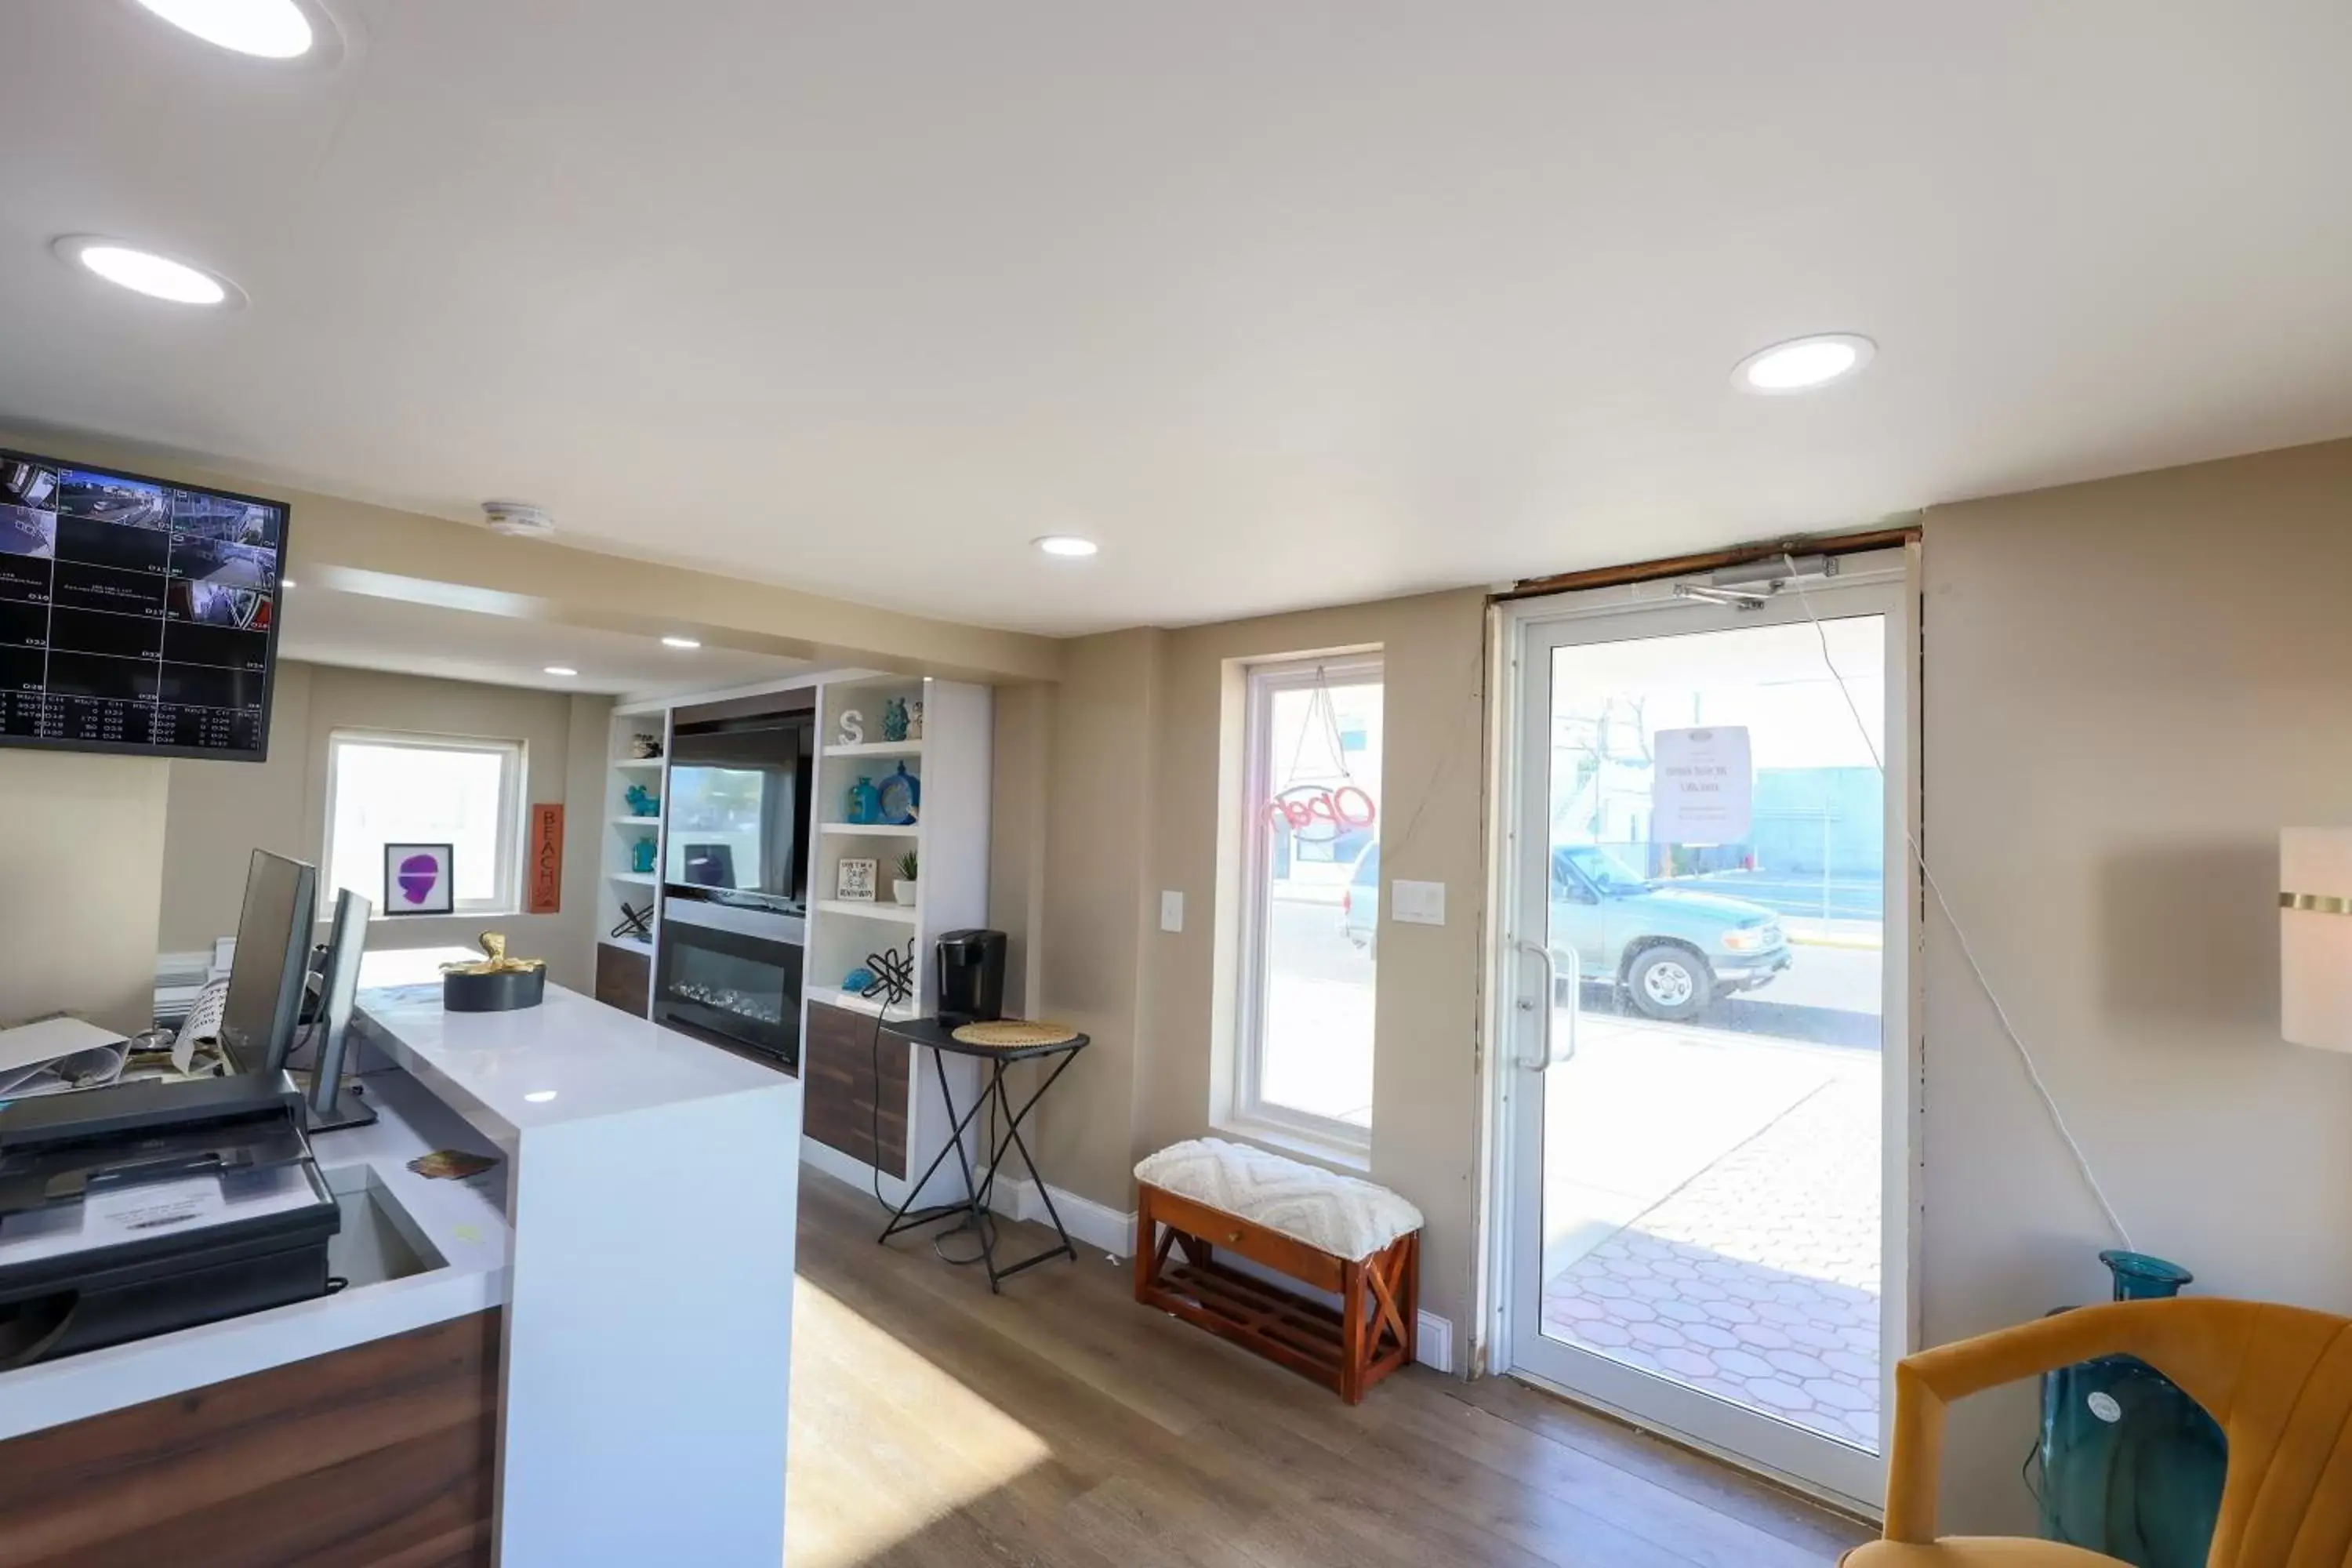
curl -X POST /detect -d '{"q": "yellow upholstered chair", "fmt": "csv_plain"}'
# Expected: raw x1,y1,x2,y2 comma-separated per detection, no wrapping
1844,1298,2352,1568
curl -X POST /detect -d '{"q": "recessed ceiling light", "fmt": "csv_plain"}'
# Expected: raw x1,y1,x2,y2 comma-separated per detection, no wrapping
133,0,314,58
1733,333,1875,394
524,1090,559,1104
58,238,238,307
543,665,577,677
660,635,701,650
1033,535,1098,558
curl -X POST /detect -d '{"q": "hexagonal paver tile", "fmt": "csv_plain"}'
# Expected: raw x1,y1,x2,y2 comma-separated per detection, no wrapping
1806,1379,1874,1412
1534,1055,1883,1450
1657,1347,1716,1378
1766,1348,1831,1379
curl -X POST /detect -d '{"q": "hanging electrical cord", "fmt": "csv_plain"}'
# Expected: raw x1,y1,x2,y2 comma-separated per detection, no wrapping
859,938,999,1266
1779,553,2136,1250
862,942,916,1214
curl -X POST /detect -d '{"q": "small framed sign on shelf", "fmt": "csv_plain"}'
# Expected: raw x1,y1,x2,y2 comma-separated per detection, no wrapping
836,857,878,903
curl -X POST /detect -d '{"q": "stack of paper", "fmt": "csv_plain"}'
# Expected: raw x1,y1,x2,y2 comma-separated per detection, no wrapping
0,1016,131,1102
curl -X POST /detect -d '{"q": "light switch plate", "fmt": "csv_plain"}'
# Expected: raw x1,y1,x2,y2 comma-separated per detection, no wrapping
1392,879,1446,926
1160,890,1184,932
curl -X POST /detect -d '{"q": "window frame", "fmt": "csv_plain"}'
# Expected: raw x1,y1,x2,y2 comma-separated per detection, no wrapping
322,728,528,918
1230,651,1384,1157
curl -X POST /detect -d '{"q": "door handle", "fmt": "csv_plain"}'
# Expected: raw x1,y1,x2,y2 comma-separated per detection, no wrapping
1513,939,1581,1070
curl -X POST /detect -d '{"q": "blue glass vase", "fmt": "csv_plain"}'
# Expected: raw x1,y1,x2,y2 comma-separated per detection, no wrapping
847,776,880,826
877,762,920,826
2033,1251,2225,1568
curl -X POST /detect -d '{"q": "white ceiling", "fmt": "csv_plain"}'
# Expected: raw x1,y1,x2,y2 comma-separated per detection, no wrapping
4,2,2350,636
278,586,809,697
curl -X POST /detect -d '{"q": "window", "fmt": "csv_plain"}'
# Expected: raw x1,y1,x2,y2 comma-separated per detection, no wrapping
324,731,525,916
1233,654,1383,1149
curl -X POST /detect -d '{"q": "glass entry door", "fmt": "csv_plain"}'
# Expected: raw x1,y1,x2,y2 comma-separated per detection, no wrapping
1501,554,1910,1508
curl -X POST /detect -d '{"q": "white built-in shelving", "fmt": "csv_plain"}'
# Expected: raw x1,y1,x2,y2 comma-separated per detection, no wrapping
594,705,672,1014
799,673,993,1208
580,670,992,1216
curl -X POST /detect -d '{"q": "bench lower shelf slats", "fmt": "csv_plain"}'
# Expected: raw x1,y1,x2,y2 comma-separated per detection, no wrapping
1133,1181,1419,1404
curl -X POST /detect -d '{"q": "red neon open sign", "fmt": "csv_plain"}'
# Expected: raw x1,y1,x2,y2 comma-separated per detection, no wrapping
1267,782,1377,841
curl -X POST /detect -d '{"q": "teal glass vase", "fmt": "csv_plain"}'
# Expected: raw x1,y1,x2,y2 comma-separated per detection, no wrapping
2032,1251,2225,1568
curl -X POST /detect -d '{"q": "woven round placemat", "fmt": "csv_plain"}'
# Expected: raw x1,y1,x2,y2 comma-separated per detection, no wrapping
951,1019,1080,1048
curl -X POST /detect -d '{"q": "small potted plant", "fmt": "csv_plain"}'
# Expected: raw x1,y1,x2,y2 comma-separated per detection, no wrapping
892,849,919,906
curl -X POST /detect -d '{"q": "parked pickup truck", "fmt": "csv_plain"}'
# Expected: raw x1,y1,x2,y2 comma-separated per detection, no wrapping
1550,844,1791,1021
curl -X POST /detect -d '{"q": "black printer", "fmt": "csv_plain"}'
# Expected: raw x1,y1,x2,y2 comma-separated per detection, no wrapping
0,1073,341,1369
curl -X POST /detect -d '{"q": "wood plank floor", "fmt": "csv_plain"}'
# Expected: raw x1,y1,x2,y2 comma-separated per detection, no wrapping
788,1174,1871,1568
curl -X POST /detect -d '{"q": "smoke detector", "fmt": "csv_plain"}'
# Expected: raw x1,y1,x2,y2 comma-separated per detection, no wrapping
481,500,555,539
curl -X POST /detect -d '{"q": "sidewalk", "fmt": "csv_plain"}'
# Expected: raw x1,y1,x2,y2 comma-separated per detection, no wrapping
1783,917,1882,951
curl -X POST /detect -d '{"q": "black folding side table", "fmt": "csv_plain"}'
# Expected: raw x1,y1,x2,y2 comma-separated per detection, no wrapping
876,1017,1090,1292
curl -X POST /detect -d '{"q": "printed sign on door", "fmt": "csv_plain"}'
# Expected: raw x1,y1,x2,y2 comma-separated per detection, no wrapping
1651,727,1752,845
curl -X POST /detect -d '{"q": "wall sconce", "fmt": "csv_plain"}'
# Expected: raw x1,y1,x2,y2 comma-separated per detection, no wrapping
2281,829,2352,1051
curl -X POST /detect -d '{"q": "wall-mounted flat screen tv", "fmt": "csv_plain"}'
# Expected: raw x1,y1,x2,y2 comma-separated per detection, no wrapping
1,447,289,762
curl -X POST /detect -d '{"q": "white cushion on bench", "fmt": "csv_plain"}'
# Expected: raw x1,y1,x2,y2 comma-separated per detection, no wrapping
1134,1138,1423,1262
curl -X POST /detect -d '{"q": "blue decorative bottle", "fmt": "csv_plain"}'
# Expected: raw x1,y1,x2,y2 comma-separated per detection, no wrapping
2033,1250,2225,1568
847,776,880,826
877,761,920,825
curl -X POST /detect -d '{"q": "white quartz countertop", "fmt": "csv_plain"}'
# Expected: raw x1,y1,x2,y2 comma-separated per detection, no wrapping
0,1069,510,1443
352,949,790,1140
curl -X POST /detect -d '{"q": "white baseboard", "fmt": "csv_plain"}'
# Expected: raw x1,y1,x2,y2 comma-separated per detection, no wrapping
985,1177,1137,1258
1415,1311,1454,1374
800,1137,911,1210
800,1146,1138,1258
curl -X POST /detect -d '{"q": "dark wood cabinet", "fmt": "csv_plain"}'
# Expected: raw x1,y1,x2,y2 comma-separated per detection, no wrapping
0,1312,499,1566
803,999,908,1176
593,940,651,1017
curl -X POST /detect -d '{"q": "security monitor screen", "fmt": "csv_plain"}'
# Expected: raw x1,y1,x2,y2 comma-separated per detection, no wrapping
0,448,289,760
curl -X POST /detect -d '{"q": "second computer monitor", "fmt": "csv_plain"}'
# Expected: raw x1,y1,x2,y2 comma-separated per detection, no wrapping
223,849,318,1076
305,887,378,1131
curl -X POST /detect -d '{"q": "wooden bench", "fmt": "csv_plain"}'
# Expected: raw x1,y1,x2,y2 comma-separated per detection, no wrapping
1132,1138,1421,1404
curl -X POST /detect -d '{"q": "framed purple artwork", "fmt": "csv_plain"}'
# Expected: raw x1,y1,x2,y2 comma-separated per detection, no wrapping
384,842,455,916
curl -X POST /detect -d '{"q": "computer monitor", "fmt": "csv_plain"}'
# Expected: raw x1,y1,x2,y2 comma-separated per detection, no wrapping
303,888,377,1132
223,849,318,1076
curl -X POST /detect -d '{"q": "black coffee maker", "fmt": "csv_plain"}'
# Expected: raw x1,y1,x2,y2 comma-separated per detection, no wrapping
935,929,1007,1028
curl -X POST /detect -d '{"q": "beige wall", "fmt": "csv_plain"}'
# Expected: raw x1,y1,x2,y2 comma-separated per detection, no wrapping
986,682,1053,1022
1919,437,2352,1530
1142,590,1490,1327
1030,630,1167,1206
0,752,170,1035
160,660,608,991
1014,437,2352,1529
1026,591,1489,1334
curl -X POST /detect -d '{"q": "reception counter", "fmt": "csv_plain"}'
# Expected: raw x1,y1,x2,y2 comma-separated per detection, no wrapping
0,953,803,1567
